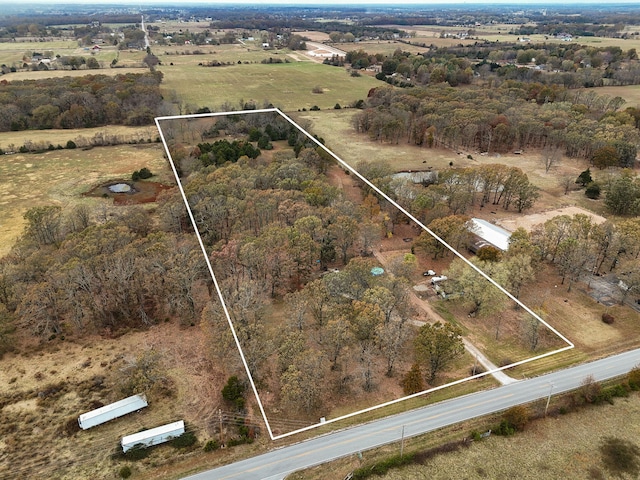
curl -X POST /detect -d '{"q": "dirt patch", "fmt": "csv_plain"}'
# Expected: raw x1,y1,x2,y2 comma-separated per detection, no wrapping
496,206,607,232
84,180,173,205
293,31,330,42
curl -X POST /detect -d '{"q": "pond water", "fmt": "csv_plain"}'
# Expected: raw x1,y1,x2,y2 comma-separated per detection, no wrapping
108,183,133,193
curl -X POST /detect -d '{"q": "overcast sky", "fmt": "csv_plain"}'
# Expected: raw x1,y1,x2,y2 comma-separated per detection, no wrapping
18,0,640,4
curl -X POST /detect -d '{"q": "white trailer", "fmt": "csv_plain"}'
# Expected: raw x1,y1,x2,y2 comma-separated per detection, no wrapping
78,394,148,430
121,420,185,452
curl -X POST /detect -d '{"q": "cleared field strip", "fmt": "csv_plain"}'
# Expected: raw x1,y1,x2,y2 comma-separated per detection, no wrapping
158,61,380,111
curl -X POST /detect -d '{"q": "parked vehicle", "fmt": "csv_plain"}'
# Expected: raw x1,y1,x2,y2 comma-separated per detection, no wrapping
431,275,448,285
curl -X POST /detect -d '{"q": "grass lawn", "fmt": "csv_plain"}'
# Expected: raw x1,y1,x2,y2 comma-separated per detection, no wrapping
158,61,380,112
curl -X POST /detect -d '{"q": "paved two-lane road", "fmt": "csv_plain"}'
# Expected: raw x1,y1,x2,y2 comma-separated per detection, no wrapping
185,348,640,480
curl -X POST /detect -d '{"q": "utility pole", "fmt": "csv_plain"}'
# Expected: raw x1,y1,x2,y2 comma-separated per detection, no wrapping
219,409,224,446
400,425,405,458
544,383,554,417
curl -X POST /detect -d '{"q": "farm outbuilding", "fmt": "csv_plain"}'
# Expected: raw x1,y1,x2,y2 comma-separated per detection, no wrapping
469,218,511,253
121,420,185,452
78,394,148,430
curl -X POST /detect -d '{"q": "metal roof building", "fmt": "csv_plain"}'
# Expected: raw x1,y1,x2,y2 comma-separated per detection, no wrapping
78,394,148,430
121,420,185,452
469,218,512,252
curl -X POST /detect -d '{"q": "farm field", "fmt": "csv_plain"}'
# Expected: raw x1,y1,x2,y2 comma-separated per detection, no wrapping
0,66,147,82
0,143,171,257
0,125,158,152
157,42,288,65
298,109,590,200
583,85,640,107
157,60,380,111
0,39,79,65
292,389,640,480
0,41,119,69
379,23,640,50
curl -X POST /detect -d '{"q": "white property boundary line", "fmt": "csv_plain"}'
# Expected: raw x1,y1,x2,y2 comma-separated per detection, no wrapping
155,108,574,441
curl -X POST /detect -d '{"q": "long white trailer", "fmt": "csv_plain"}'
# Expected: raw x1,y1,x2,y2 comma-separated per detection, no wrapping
78,394,148,430
121,420,185,452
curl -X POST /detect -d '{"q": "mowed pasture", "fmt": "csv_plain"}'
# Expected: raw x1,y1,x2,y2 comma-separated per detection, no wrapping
0,143,172,256
0,125,158,151
0,39,79,65
157,42,293,65
582,85,640,107
158,60,380,111
0,66,147,82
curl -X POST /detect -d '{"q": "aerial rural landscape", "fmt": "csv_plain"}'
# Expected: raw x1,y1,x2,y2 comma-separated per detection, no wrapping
1,1,640,479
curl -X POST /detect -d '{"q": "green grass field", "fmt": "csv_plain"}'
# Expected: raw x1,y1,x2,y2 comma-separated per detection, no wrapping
158,43,291,65
158,60,380,111
0,39,78,64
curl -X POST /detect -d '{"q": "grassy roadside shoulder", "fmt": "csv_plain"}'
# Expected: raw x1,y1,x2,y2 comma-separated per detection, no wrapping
288,372,640,480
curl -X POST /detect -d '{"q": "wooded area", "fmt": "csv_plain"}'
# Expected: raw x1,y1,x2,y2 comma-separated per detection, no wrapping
353,84,639,166
0,72,165,131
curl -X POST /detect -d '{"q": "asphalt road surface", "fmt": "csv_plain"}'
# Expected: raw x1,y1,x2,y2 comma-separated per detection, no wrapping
185,348,640,480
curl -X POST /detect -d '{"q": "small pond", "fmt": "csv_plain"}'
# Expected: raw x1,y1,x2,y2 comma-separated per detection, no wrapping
108,183,133,193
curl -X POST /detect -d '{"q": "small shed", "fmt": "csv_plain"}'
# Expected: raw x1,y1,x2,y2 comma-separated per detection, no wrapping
78,394,148,430
469,218,511,252
121,420,185,452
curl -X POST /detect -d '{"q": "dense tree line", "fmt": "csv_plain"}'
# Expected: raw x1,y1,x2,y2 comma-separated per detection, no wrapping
530,213,640,295
349,41,640,91
353,84,639,165
0,72,166,131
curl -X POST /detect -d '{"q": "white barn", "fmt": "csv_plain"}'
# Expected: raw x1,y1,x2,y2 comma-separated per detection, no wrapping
121,420,185,452
78,394,148,430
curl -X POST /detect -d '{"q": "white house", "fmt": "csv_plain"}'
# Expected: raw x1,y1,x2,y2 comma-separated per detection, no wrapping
78,394,148,430
121,420,185,452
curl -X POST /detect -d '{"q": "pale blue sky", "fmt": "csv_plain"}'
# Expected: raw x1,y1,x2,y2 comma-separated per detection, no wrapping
10,0,640,4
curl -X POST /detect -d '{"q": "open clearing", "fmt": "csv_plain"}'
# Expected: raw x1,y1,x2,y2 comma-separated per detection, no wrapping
158,61,380,111
0,321,238,480
0,143,172,256
497,206,606,232
0,125,158,151
0,67,149,82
